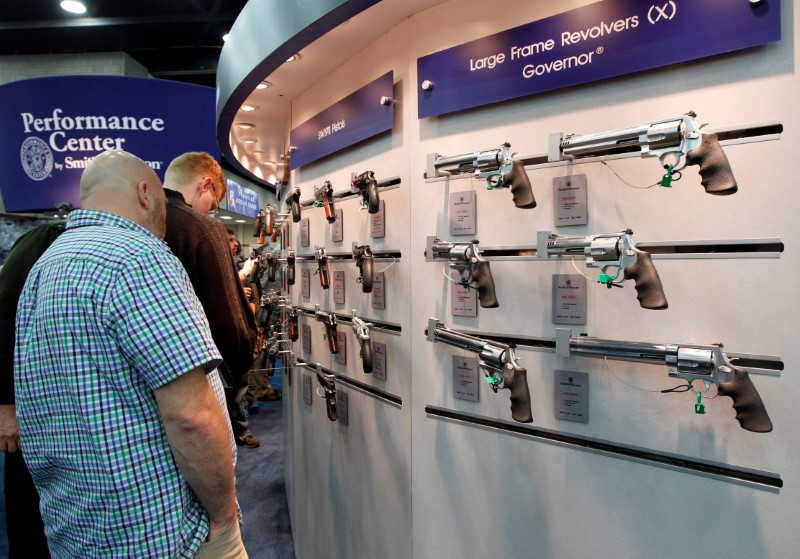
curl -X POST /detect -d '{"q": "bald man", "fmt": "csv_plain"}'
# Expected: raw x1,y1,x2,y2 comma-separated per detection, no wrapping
13,151,247,558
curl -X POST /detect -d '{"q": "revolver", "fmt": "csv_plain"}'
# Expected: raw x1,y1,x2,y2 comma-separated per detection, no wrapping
351,314,373,374
352,243,374,293
426,236,498,308
351,170,381,214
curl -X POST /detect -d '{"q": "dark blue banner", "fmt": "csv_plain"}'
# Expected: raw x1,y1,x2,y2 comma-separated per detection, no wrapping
417,0,781,118
290,71,394,170
225,179,260,218
0,75,220,212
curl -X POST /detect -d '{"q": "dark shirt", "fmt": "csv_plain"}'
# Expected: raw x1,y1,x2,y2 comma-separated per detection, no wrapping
164,188,257,377
0,221,65,405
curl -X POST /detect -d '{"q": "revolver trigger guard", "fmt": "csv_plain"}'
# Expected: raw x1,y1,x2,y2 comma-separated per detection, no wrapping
658,151,686,172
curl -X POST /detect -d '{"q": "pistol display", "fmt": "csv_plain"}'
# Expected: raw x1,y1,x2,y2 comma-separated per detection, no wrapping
290,187,302,222
553,111,737,194
314,181,337,223
286,250,296,285
315,368,338,421
427,142,536,208
556,329,773,433
314,306,339,354
426,319,532,423
350,170,381,214
351,314,373,374
315,247,331,289
352,243,374,293
542,229,668,310
426,236,498,308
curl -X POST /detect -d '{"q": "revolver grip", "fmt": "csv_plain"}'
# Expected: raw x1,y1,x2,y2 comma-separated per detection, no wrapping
503,160,537,209
717,366,773,433
287,260,296,285
323,195,336,223
472,260,499,308
289,314,299,342
319,262,330,289
360,338,373,374
327,326,339,354
268,261,277,283
291,190,302,222
503,363,533,423
622,251,669,310
361,255,374,293
366,178,380,214
325,391,338,421
685,133,738,195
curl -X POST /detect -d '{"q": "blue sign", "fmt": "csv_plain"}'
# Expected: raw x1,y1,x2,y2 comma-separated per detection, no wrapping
226,179,259,218
290,71,394,170
417,0,781,118
0,75,220,212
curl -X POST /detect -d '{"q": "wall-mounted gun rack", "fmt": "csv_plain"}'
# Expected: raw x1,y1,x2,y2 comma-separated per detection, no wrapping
299,175,402,207
295,357,403,407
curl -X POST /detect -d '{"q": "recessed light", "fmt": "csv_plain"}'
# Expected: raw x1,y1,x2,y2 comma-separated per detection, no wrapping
256,81,272,90
241,138,257,144
60,1,87,14
240,104,259,112
223,33,230,42
235,123,255,129
286,54,300,63
220,216,233,220
249,150,265,155
235,220,246,223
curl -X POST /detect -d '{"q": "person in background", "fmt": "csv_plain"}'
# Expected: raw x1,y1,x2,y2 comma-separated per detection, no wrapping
14,150,246,557
163,152,261,449
0,220,65,558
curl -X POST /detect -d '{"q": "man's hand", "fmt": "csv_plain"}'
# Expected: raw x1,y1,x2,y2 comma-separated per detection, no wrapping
238,258,257,282
0,404,20,453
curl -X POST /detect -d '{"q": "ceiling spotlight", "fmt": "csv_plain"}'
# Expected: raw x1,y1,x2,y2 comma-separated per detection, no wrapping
219,215,233,220
235,123,255,129
60,1,87,14
222,33,230,42
239,104,259,112
235,219,246,223
256,81,272,90
262,160,275,166
241,138,257,144
249,150,265,155
286,54,300,63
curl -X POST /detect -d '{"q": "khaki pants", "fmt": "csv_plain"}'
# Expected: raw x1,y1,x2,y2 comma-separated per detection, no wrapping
196,523,248,559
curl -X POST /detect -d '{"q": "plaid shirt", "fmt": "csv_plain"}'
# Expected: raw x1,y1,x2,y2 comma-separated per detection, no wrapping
15,210,223,558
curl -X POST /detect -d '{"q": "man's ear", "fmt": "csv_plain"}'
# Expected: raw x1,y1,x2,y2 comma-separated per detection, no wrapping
137,181,152,210
200,176,213,193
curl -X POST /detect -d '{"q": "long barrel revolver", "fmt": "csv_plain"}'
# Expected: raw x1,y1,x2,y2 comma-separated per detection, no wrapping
552,111,737,194
351,170,380,214
556,329,773,432
426,319,532,423
541,229,668,310
315,246,331,289
314,306,339,354
352,243,374,293
351,314,373,374
427,142,536,209
314,181,336,223
426,236,498,308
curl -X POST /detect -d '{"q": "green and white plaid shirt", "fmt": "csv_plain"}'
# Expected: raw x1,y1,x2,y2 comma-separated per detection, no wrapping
15,210,223,558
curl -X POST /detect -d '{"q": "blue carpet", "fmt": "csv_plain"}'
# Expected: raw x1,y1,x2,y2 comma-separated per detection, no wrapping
0,365,295,559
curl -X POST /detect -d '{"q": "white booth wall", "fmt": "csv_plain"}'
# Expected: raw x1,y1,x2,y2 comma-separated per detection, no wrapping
283,1,799,557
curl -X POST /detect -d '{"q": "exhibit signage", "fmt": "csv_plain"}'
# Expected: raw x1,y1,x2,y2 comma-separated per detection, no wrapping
417,0,781,118
226,178,259,218
0,75,220,212
289,71,394,170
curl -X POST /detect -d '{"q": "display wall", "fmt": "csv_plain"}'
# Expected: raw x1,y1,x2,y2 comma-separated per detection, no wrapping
239,1,797,557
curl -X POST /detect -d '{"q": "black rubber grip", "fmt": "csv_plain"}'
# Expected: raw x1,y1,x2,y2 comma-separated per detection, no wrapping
622,251,668,310
367,178,380,213
502,363,533,423
325,393,338,421
503,160,536,209
291,189,301,222
472,260,499,308
717,366,773,433
256,304,272,327
268,260,277,283
287,259,296,285
361,255,374,293
685,133,738,195
360,339,373,374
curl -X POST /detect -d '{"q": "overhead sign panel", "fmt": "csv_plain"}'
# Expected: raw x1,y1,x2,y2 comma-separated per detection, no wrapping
0,75,220,212
290,71,394,170
417,0,781,118
226,179,260,218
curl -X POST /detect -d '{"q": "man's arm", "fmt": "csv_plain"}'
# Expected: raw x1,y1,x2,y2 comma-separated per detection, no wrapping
154,365,238,540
